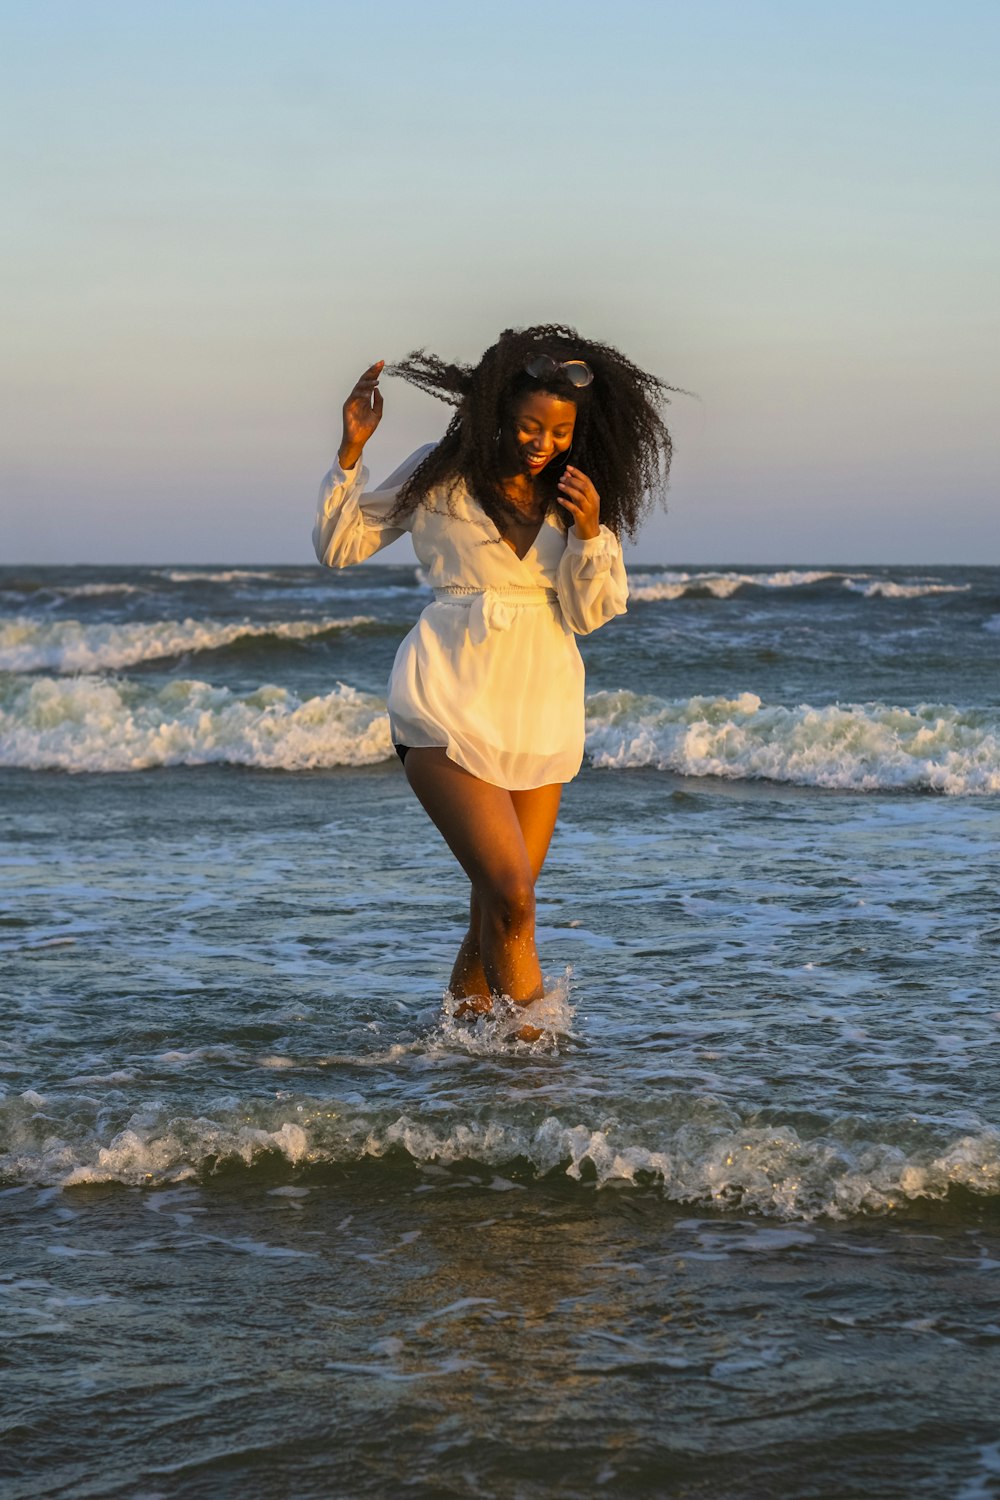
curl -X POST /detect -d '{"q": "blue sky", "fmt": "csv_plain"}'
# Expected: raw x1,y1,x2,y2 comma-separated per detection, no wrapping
2,0,997,564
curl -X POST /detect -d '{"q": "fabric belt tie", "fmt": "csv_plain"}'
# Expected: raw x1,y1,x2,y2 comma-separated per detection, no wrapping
433,586,558,646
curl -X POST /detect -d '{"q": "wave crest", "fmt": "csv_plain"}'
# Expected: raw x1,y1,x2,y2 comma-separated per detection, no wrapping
629,569,840,601
585,690,1000,794
627,570,972,603
842,579,972,600
0,676,391,771
0,615,375,674
2,679,997,790
3,1089,997,1220
156,569,283,584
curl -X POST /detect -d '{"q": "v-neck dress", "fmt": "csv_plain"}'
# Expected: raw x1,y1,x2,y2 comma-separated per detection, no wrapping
313,444,629,789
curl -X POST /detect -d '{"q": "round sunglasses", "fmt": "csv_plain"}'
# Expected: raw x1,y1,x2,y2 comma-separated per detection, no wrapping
522,354,594,388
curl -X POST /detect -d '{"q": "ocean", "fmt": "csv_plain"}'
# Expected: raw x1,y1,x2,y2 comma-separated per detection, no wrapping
2,560,999,1498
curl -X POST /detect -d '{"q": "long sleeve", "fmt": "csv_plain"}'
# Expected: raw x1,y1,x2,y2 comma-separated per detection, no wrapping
313,442,436,568
556,524,629,635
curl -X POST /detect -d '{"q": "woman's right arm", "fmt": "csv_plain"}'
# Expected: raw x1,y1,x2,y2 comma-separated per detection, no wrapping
313,360,431,568
313,445,435,568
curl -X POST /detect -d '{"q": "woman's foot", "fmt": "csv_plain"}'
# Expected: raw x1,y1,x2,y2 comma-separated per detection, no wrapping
452,994,543,1042
453,994,493,1020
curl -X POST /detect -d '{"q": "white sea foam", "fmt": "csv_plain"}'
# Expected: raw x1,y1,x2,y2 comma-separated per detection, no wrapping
627,569,971,603
157,569,283,584
0,615,375,674
2,1091,996,1219
628,569,841,602
0,581,147,603
0,677,392,771
984,614,1000,634
842,579,971,599
435,971,576,1054
56,582,146,598
2,678,997,789
584,690,1000,795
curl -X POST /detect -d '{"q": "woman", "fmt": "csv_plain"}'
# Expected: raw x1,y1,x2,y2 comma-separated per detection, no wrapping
314,324,673,1037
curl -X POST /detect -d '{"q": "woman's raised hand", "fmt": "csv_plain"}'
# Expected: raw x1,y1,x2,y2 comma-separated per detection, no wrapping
338,360,385,469
556,466,601,541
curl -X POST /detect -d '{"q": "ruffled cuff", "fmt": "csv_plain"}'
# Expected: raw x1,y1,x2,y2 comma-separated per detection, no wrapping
565,524,618,574
318,458,367,519
329,456,365,487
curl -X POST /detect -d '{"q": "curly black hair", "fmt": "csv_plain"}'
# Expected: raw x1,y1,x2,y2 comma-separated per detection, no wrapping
384,324,677,540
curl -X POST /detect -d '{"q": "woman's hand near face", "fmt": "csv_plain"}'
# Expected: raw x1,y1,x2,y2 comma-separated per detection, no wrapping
338,361,385,469
556,466,601,540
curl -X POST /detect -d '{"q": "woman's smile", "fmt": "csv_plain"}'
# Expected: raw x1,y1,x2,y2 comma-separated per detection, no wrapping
504,391,578,485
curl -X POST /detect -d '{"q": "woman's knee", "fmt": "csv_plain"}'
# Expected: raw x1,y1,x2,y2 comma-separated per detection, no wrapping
478,873,535,934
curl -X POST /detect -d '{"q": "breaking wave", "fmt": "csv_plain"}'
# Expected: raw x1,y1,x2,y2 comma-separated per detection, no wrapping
0,614,376,674
0,677,391,771
629,569,842,601
842,579,972,600
628,569,972,603
156,568,284,584
47,581,146,598
585,690,1000,794
2,679,997,790
2,1087,997,1220
0,580,147,604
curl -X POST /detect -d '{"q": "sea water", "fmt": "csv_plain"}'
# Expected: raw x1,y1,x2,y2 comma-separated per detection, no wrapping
1,562,998,1498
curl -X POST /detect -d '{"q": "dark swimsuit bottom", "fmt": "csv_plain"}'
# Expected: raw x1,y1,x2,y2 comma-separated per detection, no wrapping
393,744,411,765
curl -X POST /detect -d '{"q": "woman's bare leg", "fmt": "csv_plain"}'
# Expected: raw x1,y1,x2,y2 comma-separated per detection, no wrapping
403,749,562,1006
448,912,490,1004
448,782,562,1002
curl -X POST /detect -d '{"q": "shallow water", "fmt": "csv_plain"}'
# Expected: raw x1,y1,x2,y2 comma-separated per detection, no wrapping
4,1174,1000,1499
2,563,999,1496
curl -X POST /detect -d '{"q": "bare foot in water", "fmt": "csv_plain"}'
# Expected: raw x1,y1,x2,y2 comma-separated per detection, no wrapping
453,995,493,1020
453,996,542,1042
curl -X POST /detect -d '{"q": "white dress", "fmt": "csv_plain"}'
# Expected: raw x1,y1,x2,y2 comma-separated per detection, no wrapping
313,444,629,789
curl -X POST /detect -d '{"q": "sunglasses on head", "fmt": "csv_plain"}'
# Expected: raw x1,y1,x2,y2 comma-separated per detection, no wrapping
522,354,594,388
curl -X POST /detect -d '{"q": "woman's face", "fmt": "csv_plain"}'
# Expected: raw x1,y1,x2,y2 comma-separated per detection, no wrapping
504,391,577,476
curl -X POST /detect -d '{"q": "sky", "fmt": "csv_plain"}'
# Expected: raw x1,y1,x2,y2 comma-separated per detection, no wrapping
2,0,997,565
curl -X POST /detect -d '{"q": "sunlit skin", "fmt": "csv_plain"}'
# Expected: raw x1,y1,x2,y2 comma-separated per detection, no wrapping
338,362,604,1040
496,389,601,550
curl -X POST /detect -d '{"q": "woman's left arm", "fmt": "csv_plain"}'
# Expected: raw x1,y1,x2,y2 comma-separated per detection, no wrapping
555,466,629,635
